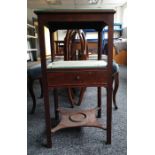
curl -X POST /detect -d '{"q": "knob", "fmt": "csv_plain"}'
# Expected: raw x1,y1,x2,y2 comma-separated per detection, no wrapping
76,75,80,80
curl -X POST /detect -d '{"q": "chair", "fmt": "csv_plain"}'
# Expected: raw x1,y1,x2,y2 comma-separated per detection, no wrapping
27,63,59,117
64,30,119,109
64,29,88,107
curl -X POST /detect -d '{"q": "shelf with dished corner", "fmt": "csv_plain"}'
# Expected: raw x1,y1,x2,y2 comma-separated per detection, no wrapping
51,107,106,134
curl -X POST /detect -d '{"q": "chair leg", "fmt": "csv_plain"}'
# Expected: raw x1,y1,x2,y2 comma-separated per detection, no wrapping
77,87,86,106
97,87,102,118
53,89,59,120
39,78,43,98
67,87,86,106
113,73,119,110
28,79,36,114
67,88,75,108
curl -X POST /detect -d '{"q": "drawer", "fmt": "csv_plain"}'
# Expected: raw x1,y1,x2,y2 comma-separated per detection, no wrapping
47,70,109,87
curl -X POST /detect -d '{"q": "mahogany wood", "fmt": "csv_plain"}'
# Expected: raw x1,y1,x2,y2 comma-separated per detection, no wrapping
47,69,109,88
54,40,65,56
51,108,106,133
64,29,88,107
97,30,103,118
106,23,114,144
53,89,59,120
49,31,55,62
38,19,52,148
35,9,115,148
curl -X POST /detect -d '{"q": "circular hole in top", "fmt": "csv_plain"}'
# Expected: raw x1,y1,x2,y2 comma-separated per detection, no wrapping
69,112,87,122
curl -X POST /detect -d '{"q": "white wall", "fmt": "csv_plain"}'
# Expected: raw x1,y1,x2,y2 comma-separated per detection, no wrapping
114,6,122,23
114,2,127,27
122,3,127,28
44,27,51,55
57,30,67,41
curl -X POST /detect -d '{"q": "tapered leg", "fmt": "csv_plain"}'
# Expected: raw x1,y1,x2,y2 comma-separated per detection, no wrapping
113,73,119,109
38,20,52,148
39,78,43,98
53,89,59,120
67,88,75,108
97,29,102,118
106,85,113,144
44,91,52,148
77,87,86,106
97,87,102,118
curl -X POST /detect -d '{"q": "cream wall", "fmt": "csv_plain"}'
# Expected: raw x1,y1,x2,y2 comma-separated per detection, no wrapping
114,6,122,23
114,3,127,27
122,3,127,28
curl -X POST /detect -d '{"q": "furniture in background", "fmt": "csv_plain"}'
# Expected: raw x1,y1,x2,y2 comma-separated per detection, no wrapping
113,49,127,65
27,62,59,117
52,23,122,56
103,23,122,47
54,40,65,56
113,27,127,65
64,29,88,107
64,29,119,109
27,63,43,114
27,24,38,61
83,23,122,54
34,9,115,148
64,29,88,60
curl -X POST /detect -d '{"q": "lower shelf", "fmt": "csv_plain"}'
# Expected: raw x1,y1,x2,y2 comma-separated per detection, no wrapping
51,107,106,133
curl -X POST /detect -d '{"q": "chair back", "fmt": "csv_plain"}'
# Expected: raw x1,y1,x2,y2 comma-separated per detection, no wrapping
64,29,88,60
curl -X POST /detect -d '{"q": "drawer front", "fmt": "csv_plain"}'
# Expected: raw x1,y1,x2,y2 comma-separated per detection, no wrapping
47,70,109,87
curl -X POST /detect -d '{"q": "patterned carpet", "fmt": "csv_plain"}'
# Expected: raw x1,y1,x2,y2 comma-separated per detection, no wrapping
27,65,127,155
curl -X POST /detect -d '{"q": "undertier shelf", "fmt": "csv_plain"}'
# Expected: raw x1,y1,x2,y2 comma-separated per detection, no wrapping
51,107,106,133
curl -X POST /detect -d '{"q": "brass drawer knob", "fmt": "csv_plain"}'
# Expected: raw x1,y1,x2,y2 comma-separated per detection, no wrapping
76,75,80,80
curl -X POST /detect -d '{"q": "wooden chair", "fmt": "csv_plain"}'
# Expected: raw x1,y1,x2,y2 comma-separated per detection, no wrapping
27,63,59,116
64,29,119,109
64,29,88,107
